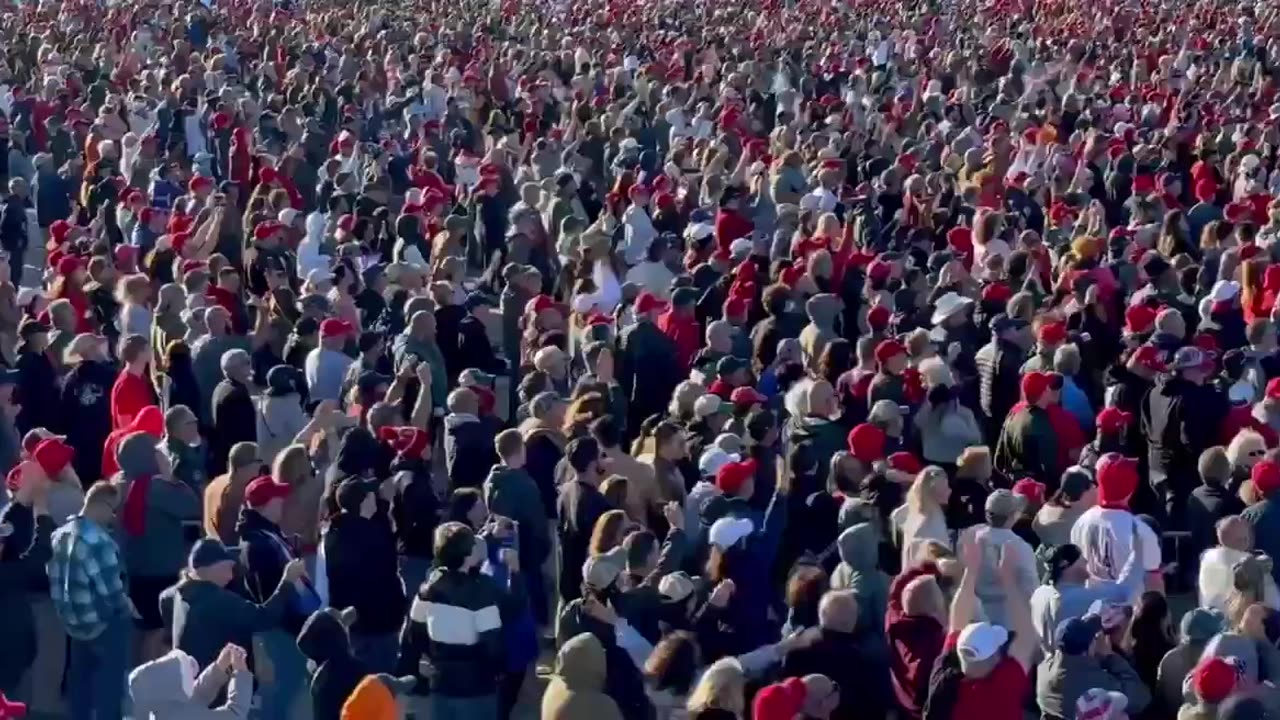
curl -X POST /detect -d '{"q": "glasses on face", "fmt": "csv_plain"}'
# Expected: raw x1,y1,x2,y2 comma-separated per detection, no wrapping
1250,449,1267,458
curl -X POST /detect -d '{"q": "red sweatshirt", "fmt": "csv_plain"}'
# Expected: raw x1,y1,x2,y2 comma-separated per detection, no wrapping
110,370,157,430
657,310,701,370
886,562,945,719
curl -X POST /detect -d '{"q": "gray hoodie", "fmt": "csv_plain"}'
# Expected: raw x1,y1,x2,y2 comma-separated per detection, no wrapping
118,432,201,578
829,523,889,639
798,294,841,370
128,648,251,719
256,394,308,465
1036,651,1151,720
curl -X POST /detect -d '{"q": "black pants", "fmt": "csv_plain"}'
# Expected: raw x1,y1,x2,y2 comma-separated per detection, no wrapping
499,667,528,720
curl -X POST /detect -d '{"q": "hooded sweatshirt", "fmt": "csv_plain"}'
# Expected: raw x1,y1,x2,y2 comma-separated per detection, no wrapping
542,633,625,720
798,294,840,371
297,609,368,720
829,523,889,639
118,432,200,578
127,648,252,719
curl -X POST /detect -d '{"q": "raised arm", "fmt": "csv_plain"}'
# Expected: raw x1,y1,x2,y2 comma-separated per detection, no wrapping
948,533,981,634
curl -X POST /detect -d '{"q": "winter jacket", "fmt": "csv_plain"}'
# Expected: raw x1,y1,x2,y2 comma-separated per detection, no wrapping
117,440,200,579
1243,498,1280,586
557,479,612,602
615,529,689,643
159,575,292,669
994,405,1058,487
397,567,507,697
256,394,308,466
828,523,888,641
781,627,891,720
1142,375,1228,497
914,401,984,466
321,512,406,636
389,457,440,560
128,650,252,719
443,413,497,490
237,508,311,635
520,421,565,519
554,602,655,720
484,465,550,568
210,379,256,475
0,511,53,691
885,563,945,720
975,338,1026,434
1036,652,1151,720
57,358,114,482
542,633,625,720
1187,485,1244,568
297,609,367,720
783,415,846,465
618,319,682,433
798,294,841,371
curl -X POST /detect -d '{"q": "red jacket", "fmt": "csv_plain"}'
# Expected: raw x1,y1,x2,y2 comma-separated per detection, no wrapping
886,562,945,719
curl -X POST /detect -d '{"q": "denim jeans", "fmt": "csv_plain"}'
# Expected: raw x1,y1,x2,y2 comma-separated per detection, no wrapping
67,615,130,720
257,629,309,720
428,693,498,720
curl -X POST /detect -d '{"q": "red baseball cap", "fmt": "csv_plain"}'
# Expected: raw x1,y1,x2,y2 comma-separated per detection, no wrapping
245,476,292,508
319,319,353,339
634,291,669,315
730,386,767,408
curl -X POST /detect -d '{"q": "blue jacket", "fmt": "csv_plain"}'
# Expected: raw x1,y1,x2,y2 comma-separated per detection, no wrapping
719,491,788,653
482,537,538,672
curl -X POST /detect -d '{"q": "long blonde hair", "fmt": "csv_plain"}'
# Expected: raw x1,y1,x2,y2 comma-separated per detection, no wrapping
906,466,949,515
686,657,746,716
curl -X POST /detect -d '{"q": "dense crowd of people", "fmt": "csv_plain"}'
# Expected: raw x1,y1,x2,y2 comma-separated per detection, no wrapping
6,0,1280,718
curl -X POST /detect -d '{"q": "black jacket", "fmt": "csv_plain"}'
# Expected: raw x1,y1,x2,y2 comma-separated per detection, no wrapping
1188,484,1244,563
1104,364,1155,454
322,511,406,635
443,413,497,490
522,425,565,520
14,348,57,435
555,600,655,720
556,479,611,602
236,508,308,635
457,314,505,376
1141,375,1227,495
389,457,440,560
781,628,892,720
617,320,682,434
297,609,367,720
58,359,114,483
397,567,507,697
483,465,550,568
0,511,52,691
211,379,256,475
159,575,291,668
975,338,1025,435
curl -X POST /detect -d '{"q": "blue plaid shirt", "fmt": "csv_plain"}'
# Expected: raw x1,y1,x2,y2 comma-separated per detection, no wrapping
47,516,130,641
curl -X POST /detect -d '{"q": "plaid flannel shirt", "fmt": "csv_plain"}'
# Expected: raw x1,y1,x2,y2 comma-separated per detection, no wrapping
46,516,130,641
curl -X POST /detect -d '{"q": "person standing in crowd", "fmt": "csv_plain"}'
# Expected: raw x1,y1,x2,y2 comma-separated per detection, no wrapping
47,482,134,720
10,1,1280,717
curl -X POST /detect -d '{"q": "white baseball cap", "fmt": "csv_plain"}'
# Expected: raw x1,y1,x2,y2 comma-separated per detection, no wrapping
956,622,1008,666
708,517,754,549
699,448,739,478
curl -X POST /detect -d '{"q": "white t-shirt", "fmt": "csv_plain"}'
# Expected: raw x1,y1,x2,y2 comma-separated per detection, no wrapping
1070,506,1161,598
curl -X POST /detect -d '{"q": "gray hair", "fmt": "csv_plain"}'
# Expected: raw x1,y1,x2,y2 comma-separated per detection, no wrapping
818,590,858,633
1053,343,1082,376
529,391,562,420
220,349,250,377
